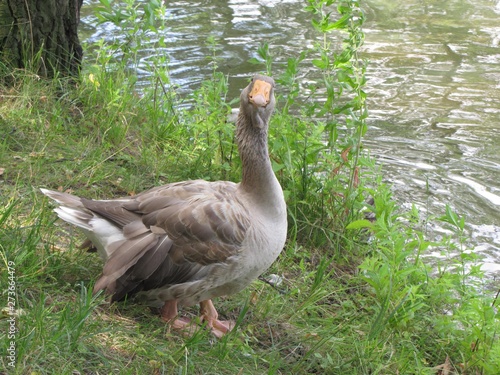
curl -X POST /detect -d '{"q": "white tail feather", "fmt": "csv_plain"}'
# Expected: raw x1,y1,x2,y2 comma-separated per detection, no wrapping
87,217,126,258
42,188,125,260
54,206,93,230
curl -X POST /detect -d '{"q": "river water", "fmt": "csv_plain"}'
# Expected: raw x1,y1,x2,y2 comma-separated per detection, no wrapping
80,0,500,275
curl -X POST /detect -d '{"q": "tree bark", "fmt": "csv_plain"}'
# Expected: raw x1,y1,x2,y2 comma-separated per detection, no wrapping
0,0,83,77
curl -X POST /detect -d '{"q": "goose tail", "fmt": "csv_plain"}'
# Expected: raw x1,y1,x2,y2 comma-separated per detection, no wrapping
41,188,93,228
40,188,123,260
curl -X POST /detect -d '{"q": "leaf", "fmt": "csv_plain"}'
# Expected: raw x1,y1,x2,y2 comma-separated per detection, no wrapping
341,146,351,162
312,59,328,69
324,13,351,31
247,57,262,65
271,161,285,172
311,18,322,32
438,205,465,231
346,219,374,230
433,355,452,375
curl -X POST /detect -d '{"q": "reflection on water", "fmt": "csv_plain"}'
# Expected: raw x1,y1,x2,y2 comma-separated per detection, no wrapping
81,0,500,273
363,0,500,275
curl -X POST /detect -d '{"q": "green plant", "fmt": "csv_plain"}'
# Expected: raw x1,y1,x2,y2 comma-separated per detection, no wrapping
95,0,166,68
248,42,274,76
245,0,371,250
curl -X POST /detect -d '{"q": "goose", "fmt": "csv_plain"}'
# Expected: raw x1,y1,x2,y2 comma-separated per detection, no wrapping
41,74,287,337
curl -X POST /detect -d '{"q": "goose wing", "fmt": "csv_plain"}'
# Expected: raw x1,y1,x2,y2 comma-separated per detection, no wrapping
81,180,250,300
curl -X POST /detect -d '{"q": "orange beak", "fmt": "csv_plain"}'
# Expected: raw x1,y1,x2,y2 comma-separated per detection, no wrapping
249,80,272,107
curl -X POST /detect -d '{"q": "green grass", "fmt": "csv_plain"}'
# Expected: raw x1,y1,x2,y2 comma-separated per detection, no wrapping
1,0,499,373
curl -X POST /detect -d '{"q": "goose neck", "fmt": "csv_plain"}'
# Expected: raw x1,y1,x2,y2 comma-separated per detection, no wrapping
236,113,275,193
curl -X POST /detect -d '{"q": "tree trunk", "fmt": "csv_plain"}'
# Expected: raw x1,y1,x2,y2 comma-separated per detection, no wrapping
0,0,83,77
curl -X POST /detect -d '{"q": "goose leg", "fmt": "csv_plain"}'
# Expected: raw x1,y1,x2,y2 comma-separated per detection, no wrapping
199,299,235,338
160,300,193,332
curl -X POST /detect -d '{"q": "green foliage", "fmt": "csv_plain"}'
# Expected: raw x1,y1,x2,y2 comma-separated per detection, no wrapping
95,0,166,66
240,0,370,250
248,42,274,76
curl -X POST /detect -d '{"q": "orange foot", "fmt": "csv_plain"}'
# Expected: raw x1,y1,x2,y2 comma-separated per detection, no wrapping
160,300,197,336
160,299,235,338
199,299,235,338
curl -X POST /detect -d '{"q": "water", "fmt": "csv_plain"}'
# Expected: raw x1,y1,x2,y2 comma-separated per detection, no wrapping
363,0,500,274
80,0,500,274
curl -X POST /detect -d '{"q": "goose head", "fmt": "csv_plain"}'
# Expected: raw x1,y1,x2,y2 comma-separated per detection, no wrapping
240,75,276,129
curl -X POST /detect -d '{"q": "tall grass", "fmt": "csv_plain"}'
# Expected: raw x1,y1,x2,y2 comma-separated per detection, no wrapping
1,0,499,373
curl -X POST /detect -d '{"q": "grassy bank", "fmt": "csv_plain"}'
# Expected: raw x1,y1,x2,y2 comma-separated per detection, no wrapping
1,0,499,373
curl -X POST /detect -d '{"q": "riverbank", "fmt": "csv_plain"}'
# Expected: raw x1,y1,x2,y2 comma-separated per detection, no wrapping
1,1,499,373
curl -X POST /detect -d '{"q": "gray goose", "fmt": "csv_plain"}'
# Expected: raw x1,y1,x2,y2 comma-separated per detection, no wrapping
41,74,287,337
